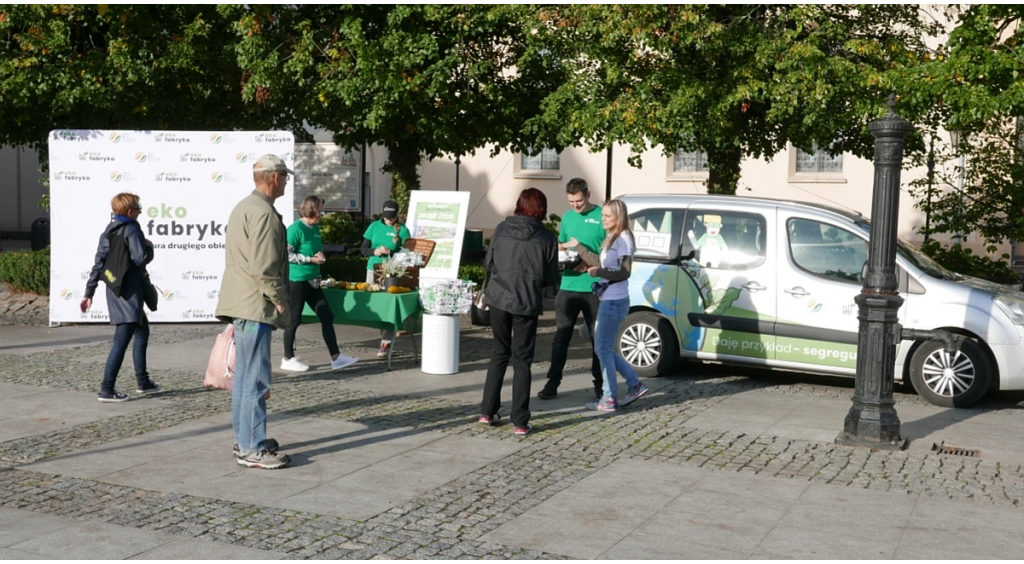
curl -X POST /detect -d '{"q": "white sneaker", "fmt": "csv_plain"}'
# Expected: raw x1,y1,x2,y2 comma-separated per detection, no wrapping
280,356,309,372
330,354,359,371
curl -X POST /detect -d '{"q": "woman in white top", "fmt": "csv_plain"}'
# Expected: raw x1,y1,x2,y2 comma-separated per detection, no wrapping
566,199,648,411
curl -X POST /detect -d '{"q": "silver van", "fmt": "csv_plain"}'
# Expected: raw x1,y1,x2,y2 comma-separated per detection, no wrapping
617,194,1024,407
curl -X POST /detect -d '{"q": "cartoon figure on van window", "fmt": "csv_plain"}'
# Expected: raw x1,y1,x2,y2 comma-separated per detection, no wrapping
687,214,729,268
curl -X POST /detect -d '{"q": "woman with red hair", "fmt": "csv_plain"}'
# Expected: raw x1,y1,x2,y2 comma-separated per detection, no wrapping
479,188,559,436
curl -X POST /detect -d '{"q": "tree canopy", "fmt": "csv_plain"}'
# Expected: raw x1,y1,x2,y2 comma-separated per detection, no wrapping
527,5,941,193
900,5,1024,246
227,4,559,207
0,4,291,151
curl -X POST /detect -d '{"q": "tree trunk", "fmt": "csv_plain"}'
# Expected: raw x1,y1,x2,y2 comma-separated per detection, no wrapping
382,140,422,212
706,145,742,195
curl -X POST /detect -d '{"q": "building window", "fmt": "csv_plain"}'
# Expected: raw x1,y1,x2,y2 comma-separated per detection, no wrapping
521,147,560,170
795,144,843,174
673,149,709,173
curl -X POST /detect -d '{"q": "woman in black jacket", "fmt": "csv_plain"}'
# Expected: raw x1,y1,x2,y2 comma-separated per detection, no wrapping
81,192,161,402
479,188,559,436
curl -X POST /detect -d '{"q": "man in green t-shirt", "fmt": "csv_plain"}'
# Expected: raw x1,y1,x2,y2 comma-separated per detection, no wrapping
538,178,605,400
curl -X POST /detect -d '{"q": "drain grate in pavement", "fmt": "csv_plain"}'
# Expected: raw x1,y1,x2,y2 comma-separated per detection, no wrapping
932,442,980,457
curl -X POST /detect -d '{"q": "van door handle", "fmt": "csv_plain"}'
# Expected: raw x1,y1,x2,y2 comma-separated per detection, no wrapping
743,282,768,292
784,286,810,297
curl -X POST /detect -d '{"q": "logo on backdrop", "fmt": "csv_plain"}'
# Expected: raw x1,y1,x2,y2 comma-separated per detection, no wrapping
155,172,192,183
181,309,215,320
134,152,160,164
110,171,139,183
107,132,136,143
235,152,256,164
55,131,89,142
179,152,216,164
161,290,182,300
54,171,91,182
210,172,239,183
182,271,219,281
154,133,191,144
79,152,113,163
59,289,82,300
210,133,237,144
255,133,290,144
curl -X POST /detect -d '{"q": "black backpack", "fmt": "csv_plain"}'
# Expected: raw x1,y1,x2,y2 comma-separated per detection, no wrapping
102,222,132,297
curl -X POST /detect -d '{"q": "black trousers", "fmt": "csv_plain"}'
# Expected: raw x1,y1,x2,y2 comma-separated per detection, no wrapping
283,280,338,359
544,289,602,392
480,306,538,428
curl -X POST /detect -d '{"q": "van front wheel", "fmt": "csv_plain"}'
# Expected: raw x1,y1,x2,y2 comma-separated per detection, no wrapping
909,338,992,408
618,312,679,378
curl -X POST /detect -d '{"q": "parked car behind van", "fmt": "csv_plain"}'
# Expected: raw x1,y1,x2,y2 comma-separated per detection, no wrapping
617,194,1024,407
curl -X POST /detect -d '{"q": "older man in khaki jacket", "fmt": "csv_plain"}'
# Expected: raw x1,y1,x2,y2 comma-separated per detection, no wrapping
216,154,292,469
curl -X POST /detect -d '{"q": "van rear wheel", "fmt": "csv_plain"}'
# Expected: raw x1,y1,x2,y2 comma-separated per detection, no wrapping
618,312,679,378
909,338,992,408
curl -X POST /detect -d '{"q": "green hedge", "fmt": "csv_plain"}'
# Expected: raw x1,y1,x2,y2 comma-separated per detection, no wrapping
321,255,370,283
0,247,50,295
458,263,486,286
0,249,489,296
920,241,1022,286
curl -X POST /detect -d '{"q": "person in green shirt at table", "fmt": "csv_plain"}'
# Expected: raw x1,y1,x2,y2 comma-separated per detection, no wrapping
537,178,606,401
280,195,360,373
360,199,411,358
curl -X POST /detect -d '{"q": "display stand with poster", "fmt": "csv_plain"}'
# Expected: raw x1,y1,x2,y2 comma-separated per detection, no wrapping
405,191,471,286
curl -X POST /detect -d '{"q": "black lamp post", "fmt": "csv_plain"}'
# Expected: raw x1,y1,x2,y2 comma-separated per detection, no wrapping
454,155,461,192
837,95,911,450
949,129,966,244
924,138,934,242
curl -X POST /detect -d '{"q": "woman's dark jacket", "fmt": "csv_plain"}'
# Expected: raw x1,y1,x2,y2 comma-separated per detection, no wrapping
84,217,154,324
484,215,559,317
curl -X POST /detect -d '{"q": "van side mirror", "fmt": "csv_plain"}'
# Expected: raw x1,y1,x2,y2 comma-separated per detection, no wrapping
860,260,868,282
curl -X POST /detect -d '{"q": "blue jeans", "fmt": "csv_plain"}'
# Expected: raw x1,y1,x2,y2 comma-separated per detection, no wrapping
232,319,273,454
101,316,150,393
594,297,639,401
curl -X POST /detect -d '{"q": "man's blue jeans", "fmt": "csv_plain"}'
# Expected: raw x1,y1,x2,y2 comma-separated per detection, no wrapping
232,318,272,454
593,296,640,400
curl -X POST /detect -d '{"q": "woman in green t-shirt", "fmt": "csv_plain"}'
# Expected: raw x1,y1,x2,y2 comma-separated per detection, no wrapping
360,199,410,357
281,196,359,373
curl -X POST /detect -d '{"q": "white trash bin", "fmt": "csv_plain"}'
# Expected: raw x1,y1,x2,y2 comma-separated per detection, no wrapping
421,313,460,374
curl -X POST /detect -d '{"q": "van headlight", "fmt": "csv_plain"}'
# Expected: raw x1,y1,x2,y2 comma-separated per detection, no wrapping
994,296,1024,326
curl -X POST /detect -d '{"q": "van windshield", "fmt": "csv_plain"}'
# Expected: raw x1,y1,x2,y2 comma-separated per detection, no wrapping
896,239,959,280
855,219,958,280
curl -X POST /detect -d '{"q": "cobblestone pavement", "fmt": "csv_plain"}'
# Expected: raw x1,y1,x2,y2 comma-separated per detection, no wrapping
3,293,1024,558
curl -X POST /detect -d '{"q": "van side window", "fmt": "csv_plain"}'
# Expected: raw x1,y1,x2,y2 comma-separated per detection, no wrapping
630,209,683,258
787,218,868,283
682,211,766,270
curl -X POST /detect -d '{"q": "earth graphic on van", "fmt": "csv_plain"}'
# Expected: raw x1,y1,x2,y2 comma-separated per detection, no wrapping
638,264,705,351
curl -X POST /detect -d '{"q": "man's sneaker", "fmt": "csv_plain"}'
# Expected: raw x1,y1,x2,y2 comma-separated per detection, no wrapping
537,386,558,400
135,380,162,394
620,382,649,407
377,341,392,359
236,449,291,469
233,439,280,459
330,354,359,371
479,414,500,426
585,396,618,412
280,356,309,372
513,423,533,436
97,391,130,403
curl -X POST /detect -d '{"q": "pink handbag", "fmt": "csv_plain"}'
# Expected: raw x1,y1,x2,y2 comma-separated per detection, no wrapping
203,324,236,390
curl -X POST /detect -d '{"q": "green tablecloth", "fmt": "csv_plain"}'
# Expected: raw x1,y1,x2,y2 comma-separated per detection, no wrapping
302,288,422,332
